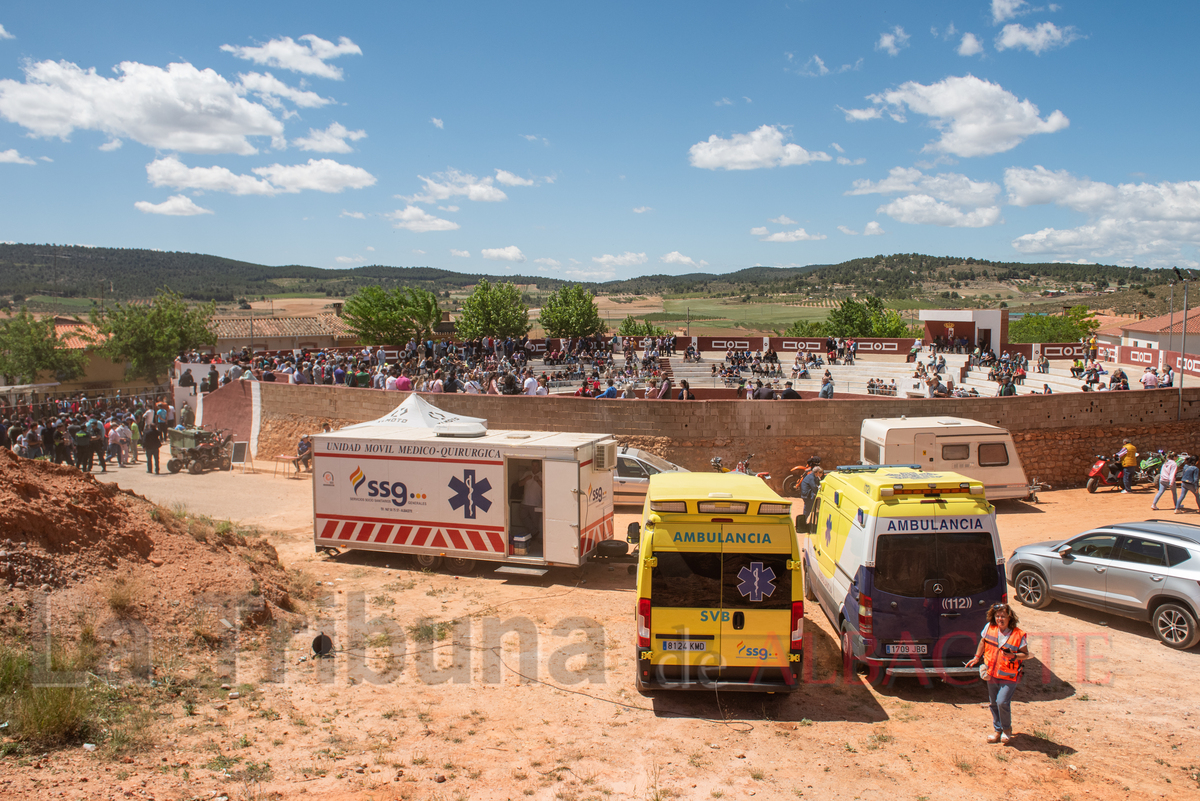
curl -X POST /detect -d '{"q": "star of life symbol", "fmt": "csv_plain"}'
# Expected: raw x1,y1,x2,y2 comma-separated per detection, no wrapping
737,562,777,602
448,469,493,519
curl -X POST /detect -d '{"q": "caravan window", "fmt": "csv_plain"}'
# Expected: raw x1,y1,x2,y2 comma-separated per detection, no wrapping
978,442,1009,467
941,444,970,461
863,440,881,464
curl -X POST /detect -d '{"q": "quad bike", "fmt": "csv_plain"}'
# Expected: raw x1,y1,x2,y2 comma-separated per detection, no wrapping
166,426,234,474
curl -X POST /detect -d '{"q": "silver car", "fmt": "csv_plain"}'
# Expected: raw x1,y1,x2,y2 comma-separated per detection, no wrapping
612,447,688,506
1006,521,1200,649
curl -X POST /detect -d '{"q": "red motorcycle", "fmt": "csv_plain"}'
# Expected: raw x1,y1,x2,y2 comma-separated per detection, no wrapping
1086,453,1136,493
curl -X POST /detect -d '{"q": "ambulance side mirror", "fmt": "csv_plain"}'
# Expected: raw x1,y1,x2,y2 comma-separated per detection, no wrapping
627,522,641,545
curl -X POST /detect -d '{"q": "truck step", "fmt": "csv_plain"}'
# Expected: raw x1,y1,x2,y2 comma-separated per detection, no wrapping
493,565,549,577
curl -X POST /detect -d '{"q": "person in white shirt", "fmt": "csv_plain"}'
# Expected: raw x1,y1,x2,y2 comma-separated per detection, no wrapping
523,370,538,395
1141,368,1159,389
535,376,549,396
385,373,398,391
1153,453,1180,510
465,375,482,394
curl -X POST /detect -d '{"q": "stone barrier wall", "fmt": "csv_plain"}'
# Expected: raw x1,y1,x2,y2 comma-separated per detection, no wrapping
248,383,1200,492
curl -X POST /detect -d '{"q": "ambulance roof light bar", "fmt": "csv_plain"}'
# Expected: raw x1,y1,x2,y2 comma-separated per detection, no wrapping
836,464,921,473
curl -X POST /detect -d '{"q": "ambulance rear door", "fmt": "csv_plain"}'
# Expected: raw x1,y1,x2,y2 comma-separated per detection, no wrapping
543,458,581,565
718,520,794,676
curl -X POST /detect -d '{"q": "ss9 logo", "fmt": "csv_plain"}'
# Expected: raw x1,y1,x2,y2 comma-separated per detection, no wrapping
367,480,408,507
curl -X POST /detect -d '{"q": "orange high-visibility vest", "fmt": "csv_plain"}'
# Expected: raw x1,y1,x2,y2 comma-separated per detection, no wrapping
982,624,1026,682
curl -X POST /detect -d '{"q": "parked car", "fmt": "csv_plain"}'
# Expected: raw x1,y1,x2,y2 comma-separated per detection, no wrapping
1006,521,1200,649
613,447,688,505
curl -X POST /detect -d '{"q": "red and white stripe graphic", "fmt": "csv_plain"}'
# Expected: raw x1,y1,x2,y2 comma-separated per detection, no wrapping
579,513,615,557
316,516,506,554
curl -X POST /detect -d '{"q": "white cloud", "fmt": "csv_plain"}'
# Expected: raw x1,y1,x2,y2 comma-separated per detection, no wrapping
838,225,858,235
759,228,827,242
848,166,1000,207
688,124,831,170
495,169,534,186
438,205,460,212
851,75,1068,157
134,195,213,216
292,122,366,153
482,246,526,262
237,71,333,109
803,56,829,76
99,139,122,151
876,26,911,56
534,257,561,268
877,195,1001,227
837,156,866,166
220,35,361,80
839,106,883,122
340,210,365,219
521,134,549,145
0,24,13,40
37,156,51,162
149,155,374,195
406,169,507,203
564,267,616,280
660,251,700,267
0,59,284,155
388,206,459,232
830,142,845,153
450,249,471,257
366,246,374,251
750,226,769,235
991,0,1029,24
592,252,647,267
715,97,733,106
632,206,652,214
0,148,35,165
769,215,797,225
431,117,444,129
412,249,425,255
995,22,1079,54
1005,166,1200,264
335,255,363,264
958,33,984,56
864,221,885,236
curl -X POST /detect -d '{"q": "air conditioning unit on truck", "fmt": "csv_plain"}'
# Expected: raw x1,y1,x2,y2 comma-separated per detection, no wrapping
311,395,618,577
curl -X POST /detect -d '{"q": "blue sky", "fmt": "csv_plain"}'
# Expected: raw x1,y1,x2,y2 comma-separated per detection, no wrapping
1,1,1198,280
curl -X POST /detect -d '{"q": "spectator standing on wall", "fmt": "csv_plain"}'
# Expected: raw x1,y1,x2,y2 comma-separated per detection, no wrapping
818,376,834,399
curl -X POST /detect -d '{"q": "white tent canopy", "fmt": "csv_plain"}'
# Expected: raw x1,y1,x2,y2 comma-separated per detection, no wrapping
342,393,487,432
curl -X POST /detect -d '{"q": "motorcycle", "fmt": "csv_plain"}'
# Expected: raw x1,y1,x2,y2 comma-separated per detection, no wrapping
711,454,772,483
1086,453,1143,493
782,456,822,497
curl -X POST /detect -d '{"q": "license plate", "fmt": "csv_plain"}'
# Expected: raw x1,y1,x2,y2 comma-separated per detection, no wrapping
885,643,928,655
661,641,707,652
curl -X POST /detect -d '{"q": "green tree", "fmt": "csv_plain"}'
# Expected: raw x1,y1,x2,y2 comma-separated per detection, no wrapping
1007,308,1095,343
91,289,216,384
0,308,88,384
455,280,531,340
342,285,442,345
539,285,606,338
825,297,871,337
784,319,828,337
617,315,667,337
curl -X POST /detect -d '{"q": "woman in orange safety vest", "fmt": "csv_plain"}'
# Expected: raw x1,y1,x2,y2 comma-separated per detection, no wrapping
966,603,1030,744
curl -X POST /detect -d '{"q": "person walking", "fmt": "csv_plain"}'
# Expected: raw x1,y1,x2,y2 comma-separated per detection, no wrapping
800,466,823,525
1152,452,1179,511
1176,455,1200,514
966,603,1030,744
141,424,162,475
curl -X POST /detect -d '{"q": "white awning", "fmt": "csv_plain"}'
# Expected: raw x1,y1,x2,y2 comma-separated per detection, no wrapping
341,393,487,431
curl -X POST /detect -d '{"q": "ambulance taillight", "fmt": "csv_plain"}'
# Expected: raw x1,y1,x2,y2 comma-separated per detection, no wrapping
637,598,652,648
858,594,873,637
790,601,804,647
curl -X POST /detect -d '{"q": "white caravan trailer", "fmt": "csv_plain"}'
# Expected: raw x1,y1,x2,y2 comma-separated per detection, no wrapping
859,416,1032,500
312,395,618,576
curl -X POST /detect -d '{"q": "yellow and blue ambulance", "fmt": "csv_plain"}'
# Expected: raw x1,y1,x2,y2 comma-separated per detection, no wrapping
802,465,1005,685
633,472,804,692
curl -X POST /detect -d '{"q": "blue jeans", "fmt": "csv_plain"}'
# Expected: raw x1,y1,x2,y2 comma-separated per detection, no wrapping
988,680,1018,732
1123,466,1133,492
1178,484,1200,512
1154,482,1178,508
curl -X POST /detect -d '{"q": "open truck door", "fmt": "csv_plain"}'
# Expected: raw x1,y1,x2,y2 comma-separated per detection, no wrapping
543,459,580,564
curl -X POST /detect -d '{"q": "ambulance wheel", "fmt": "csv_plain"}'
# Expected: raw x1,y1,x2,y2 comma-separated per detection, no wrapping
167,459,182,474
1086,478,1098,494
803,565,816,602
188,460,204,474
445,557,476,575
412,554,443,571
1014,569,1051,610
840,621,859,675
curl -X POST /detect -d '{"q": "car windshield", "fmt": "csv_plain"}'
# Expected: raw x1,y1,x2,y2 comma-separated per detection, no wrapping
637,451,682,473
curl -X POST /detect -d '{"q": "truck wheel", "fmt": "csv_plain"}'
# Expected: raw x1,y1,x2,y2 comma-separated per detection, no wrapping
412,554,442,571
188,460,204,474
1014,569,1051,609
803,564,816,602
445,557,476,575
782,474,803,498
1152,603,1200,650
840,621,858,676
1085,478,1098,494
166,459,182,474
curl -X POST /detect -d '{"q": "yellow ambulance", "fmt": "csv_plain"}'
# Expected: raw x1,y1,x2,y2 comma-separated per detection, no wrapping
802,465,1004,686
632,472,804,692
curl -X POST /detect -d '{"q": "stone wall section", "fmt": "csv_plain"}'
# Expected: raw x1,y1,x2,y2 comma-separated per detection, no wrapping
253,384,1200,491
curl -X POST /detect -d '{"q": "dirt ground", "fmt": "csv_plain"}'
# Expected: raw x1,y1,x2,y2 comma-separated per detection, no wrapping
3,462,1198,800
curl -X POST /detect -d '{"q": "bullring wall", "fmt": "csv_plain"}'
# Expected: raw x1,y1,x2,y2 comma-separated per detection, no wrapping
247,383,1200,492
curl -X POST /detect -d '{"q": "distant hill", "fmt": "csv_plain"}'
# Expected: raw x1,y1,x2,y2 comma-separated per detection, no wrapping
0,243,1173,303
